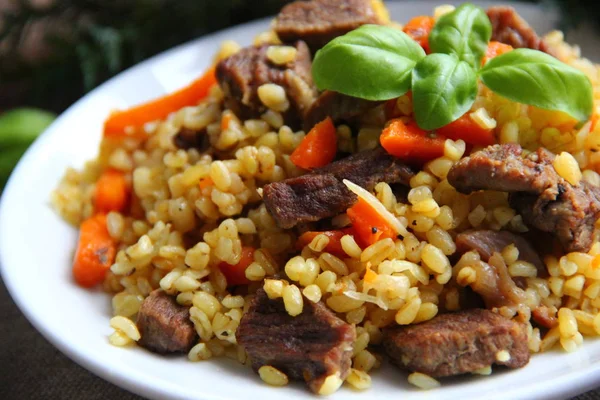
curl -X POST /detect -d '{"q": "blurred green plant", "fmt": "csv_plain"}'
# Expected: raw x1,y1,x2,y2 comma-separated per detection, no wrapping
0,108,56,191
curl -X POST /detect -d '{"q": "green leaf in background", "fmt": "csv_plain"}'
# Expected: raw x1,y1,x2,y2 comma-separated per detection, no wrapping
312,25,426,101
0,108,56,191
479,48,594,122
412,53,478,130
0,108,56,148
429,3,492,69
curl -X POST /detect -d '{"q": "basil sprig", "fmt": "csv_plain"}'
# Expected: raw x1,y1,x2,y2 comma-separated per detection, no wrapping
480,49,594,122
312,25,425,101
412,54,478,130
311,2,594,130
429,3,492,69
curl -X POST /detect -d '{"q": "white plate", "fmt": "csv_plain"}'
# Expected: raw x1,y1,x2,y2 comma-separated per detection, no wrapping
1,1,600,399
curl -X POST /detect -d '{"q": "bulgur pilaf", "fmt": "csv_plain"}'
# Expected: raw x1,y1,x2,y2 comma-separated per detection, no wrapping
51,0,600,395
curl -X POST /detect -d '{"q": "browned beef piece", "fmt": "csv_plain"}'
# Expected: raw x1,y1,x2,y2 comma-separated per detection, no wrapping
216,41,317,129
136,290,197,354
448,144,600,252
456,230,544,275
263,147,414,228
173,127,209,150
303,90,382,131
237,289,355,394
274,0,383,52
383,309,530,377
487,6,557,57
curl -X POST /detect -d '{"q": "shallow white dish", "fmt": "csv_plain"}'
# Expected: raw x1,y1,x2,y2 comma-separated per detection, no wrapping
1,1,600,399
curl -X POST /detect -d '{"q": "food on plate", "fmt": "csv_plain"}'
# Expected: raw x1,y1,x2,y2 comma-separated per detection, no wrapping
383,309,530,377
51,0,600,395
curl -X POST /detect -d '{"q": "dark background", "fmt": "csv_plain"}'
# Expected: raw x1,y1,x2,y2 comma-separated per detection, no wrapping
0,0,598,113
1,1,600,399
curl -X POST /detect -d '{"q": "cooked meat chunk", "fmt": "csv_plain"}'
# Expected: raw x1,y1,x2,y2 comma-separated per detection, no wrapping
173,127,209,150
216,41,317,129
303,90,382,131
263,147,414,228
274,0,383,52
448,144,600,252
487,6,557,57
383,309,530,377
237,289,355,394
456,230,544,275
136,290,197,354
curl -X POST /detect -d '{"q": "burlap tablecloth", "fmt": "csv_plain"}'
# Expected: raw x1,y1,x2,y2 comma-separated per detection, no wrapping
1,278,599,400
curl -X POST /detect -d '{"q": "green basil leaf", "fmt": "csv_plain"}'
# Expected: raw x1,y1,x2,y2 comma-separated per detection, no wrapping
479,48,594,122
429,3,492,69
412,53,477,130
312,25,426,101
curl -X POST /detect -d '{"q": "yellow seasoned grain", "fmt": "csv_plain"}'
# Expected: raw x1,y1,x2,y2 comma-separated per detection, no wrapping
318,373,343,395
303,284,322,303
584,281,600,298
408,372,440,390
245,262,266,281
109,331,133,347
435,205,454,230
257,84,289,112
470,107,497,129
264,279,285,299
259,365,289,386
309,234,330,252
188,343,212,361
508,261,538,278
395,296,422,325
261,110,284,129
500,120,519,143
266,45,297,65
421,244,450,275
346,369,372,390
316,271,337,293
443,139,466,161
192,292,221,319
426,157,454,180
434,4,455,20
408,186,432,204
341,235,362,258
222,294,244,309
410,171,438,189
457,266,477,286
319,253,349,276
468,205,486,227
361,238,395,264
353,349,377,372
413,302,438,323
174,275,201,292
327,294,364,313
501,244,519,265
346,306,367,324
282,284,303,316
563,275,585,298
553,152,582,185
110,316,141,341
